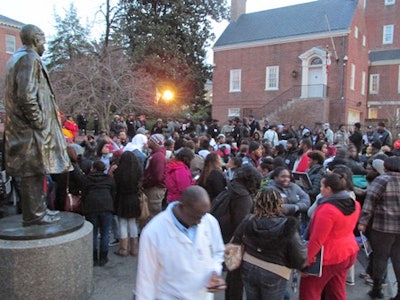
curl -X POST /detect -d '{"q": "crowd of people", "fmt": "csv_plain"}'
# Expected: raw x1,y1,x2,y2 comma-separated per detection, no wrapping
51,112,400,300
4,23,398,299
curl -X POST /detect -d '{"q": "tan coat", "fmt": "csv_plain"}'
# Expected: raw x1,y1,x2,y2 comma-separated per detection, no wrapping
4,46,71,177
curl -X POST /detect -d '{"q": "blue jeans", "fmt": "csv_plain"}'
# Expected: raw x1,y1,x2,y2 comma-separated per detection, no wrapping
86,211,113,252
241,260,288,300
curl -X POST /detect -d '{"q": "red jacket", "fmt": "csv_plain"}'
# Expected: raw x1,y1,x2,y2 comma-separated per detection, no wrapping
307,201,360,266
295,150,311,172
165,160,195,202
64,120,79,137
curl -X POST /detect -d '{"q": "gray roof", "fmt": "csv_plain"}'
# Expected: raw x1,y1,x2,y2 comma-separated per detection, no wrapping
0,15,24,28
369,49,400,62
214,0,357,48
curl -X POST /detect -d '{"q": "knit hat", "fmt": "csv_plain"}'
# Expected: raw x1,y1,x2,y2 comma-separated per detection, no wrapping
149,134,165,146
372,159,385,175
249,141,260,152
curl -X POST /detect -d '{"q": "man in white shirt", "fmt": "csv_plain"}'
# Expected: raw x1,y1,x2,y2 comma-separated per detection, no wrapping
135,186,226,300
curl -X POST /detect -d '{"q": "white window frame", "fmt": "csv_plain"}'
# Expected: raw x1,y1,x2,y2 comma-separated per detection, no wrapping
228,108,240,117
369,74,380,94
265,66,279,91
383,25,394,45
362,35,366,47
354,26,359,39
229,69,241,92
385,0,395,5
5,34,16,54
350,64,356,91
361,71,366,95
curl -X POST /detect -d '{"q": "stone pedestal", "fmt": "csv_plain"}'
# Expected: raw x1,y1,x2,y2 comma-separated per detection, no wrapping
0,212,93,300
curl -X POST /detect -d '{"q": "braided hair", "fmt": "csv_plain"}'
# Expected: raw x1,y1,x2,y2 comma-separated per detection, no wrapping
253,188,283,218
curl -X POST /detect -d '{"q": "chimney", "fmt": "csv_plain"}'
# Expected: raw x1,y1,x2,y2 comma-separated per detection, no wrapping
230,0,246,22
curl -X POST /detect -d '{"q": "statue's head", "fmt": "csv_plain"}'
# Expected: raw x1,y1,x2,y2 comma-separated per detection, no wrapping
20,24,46,56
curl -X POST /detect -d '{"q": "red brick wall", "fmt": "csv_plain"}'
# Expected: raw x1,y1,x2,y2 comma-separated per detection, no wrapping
0,25,22,82
212,1,395,127
340,0,369,123
368,64,400,102
365,0,400,50
213,36,348,124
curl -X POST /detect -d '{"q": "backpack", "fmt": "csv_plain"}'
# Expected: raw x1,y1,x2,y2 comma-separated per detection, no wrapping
210,189,231,224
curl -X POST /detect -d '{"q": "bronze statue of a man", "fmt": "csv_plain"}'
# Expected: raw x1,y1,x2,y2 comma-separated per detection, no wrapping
4,24,72,226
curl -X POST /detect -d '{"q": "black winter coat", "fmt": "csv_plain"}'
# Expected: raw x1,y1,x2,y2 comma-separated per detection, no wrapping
114,177,140,219
217,181,253,243
201,169,227,202
305,164,325,202
81,172,115,214
232,215,307,270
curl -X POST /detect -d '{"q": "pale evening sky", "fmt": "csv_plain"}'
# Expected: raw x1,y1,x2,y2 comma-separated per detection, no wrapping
1,0,315,62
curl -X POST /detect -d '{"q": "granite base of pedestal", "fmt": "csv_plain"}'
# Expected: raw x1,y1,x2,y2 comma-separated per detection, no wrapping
0,217,93,300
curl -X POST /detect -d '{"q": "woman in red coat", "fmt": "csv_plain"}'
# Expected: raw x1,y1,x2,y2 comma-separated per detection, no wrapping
299,172,360,300
165,148,195,203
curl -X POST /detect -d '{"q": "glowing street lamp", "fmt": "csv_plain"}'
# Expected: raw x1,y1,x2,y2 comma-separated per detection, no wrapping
162,90,174,102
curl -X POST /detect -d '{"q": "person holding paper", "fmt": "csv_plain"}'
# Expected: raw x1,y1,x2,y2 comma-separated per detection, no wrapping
358,156,400,300
299,173,360,300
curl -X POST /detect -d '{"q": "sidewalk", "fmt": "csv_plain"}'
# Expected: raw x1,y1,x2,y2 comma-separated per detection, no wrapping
90,244,398,300
1,204,396,299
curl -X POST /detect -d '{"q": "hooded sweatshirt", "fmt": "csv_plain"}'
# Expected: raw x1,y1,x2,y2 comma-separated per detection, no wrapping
232,215,307,270
165,160,194,202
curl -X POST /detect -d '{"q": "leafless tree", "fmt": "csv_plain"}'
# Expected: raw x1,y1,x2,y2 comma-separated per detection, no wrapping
51,47,157,130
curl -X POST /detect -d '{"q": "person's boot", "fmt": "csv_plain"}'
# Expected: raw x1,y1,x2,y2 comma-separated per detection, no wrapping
93,251,98,266
99,251,109,266
368,278,384,299
114,238,129,257
129,237,139,256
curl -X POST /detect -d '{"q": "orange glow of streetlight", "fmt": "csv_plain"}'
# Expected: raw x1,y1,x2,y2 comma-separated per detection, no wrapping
162,90,174,102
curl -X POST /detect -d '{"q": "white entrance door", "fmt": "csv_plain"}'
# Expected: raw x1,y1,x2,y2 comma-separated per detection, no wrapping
308,67,323,97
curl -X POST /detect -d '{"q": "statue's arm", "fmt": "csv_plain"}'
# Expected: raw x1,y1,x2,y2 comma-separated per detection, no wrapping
16,55,45,130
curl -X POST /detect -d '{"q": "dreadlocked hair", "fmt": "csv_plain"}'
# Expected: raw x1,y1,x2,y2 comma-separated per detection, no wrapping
253,188,283,218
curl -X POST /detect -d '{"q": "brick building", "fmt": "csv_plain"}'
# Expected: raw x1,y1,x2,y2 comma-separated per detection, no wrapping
0,15,24,83
212,0,400,130
0,15,24,123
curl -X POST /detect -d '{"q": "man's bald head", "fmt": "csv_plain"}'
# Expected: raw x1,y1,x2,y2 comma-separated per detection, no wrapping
20,24,46,56
177,186,211,227
180,185,210,207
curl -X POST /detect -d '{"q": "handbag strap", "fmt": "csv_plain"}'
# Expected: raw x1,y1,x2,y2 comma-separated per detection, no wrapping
243,252,292,280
